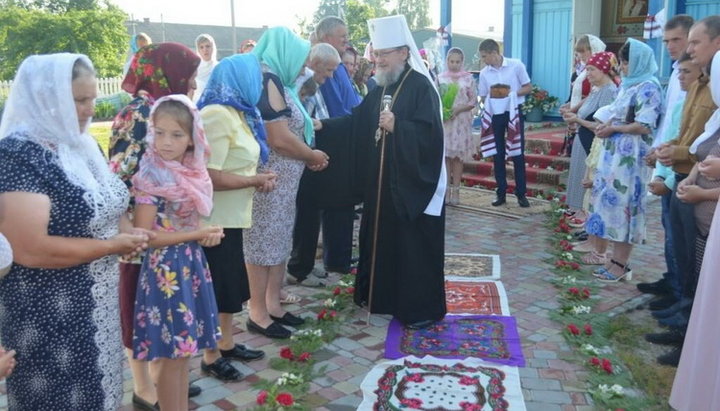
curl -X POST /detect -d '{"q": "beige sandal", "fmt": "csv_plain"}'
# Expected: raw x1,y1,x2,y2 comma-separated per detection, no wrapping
280,293,301,304
581,251,607,265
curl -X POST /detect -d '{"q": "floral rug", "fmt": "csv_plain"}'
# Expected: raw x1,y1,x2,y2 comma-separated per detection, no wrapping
384,315,524,367
455,187,551,219
445,253,501,280
446,281,510,316
359,356,526,410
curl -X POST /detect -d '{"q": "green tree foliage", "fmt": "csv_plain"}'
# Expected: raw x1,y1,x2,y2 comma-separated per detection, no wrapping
0,2,128,80
394,0,431,30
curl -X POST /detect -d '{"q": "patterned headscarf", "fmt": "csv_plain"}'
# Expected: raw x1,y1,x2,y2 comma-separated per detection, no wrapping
621,38,659,88
440,47,470,81
132,95,213,224
122,43,201,98
196,54,270,163
252,27,314,145
587,51,617,75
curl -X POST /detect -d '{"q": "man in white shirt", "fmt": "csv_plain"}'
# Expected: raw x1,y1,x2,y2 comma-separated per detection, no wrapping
477,39,532,207
638,15,694,307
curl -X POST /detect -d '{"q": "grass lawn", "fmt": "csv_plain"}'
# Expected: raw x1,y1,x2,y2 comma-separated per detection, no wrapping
89,121,112,154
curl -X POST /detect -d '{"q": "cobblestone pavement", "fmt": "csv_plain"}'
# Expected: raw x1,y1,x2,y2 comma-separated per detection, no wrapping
0,198,666,410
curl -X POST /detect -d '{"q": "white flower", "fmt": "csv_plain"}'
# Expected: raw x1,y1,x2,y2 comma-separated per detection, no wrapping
582,344,600,355
562,252,574,260
566,235,573,240
547,166,555,171
560,276,577,284
610,384,624,396
552,196,560,202
324,298,336,308
571,305,591,314
555,208,566,214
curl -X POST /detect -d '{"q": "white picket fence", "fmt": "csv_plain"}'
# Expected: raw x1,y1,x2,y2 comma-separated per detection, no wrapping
0,76,124,99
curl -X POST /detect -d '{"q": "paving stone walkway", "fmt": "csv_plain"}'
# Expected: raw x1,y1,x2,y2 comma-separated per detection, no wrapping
0,197,667,410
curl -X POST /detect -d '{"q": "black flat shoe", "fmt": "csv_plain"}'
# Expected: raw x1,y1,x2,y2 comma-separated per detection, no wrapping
221,343,265,362
405,319,437,330
517,195,530,208
270,312,306,327
491,195,506,207
188,383,201,398
200,357,243,381
247,319,291,339
132,393,159,411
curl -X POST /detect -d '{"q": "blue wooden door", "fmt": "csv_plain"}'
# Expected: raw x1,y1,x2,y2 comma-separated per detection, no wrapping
531,0,573,116
684,0,720,19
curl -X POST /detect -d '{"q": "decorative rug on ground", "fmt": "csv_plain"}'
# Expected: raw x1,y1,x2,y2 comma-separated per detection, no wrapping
445,253,501,280
384,315,525,366
455,187,551,219
359,356,527,411
445,280,510,316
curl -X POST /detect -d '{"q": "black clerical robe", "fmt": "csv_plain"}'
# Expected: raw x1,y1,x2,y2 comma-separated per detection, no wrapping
316,65,446,324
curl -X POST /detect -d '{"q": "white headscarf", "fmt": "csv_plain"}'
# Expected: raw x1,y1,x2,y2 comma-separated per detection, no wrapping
690,50,720,154
0,233,12,278
571,34,606,106
0,53,127,221
367,15,446,216
194,33,219,102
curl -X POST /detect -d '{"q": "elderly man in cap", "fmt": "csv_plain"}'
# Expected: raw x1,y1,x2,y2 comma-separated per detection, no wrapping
314,15,446,329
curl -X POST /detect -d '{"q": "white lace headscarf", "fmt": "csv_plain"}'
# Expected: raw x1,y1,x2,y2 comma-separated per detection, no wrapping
0,53,127,220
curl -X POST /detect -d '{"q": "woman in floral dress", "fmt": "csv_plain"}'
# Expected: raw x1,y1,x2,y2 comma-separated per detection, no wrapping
586,38,662,282
438,47,477,205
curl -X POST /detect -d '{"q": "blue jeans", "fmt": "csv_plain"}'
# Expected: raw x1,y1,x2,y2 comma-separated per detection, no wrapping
670,175,698,299
492,110,527,196
661,191,680,298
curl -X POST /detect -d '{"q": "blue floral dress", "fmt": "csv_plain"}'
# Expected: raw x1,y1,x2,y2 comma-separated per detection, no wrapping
133,194,221,360
585,80,662,244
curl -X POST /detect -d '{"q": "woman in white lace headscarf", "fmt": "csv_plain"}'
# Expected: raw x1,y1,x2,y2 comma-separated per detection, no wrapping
193,33,219,102
0,53,149,410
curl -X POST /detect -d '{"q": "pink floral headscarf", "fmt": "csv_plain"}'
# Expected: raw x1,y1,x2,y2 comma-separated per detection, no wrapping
131,95,213,224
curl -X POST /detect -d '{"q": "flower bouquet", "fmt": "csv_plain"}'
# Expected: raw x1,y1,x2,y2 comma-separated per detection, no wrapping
439,82,459,121
520,84,559,115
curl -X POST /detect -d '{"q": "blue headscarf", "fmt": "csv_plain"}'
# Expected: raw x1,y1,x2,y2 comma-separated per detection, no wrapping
621,38,660,89
196,54,269,163
252,27,314,145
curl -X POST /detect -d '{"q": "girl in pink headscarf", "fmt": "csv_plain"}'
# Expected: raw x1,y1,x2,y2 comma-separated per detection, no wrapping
131,95,223,410
438,47,477,205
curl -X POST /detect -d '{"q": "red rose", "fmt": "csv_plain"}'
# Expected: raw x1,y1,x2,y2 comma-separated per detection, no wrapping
276,392,294,406
570,262,580,270
568,287,579,295
317,308,327,320
298,352,311,362
280,346,294,360
601,358,613,374
584,324,593,335
345,287,355,294
567,324,580,335
330,310,337,318
333,287,341,295
582,287,591,298
256,390,268,405
142,64,154,77
560,195,567,203
589,357,600,366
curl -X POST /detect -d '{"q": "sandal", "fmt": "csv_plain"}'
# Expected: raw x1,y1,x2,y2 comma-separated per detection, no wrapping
582,251,607,265
595,259,633,282
280,293,301,304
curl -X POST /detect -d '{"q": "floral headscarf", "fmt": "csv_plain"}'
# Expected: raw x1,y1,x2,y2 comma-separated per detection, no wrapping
196,54,270,163
440,47,471,81
132,95,213,225
122,43,201,98
252,27,314,145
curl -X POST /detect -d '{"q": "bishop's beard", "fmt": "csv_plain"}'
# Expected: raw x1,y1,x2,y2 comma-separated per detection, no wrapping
374,63,405,86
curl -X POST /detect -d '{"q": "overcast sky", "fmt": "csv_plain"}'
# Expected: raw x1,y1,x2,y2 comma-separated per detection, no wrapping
112,0,503,37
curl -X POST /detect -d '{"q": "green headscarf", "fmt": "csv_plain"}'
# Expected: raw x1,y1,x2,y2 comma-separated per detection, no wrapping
253,27,313,145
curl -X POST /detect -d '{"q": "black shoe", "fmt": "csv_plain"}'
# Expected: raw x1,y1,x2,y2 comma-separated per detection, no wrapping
132,393,159,411
645,330,685,346
270,312,306,327
405,319,437,330
659,311,689,328
656,345,682,367
491,195,506,206
651,299,690,319
201,357,243,381
572,230,588,239
648,295,679,311
247,319,291,339
188,383,201,398
637,278,671,295
220,343,265,362
517,195,530,208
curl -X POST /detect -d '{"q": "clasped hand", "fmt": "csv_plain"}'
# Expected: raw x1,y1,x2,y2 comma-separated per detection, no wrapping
698,156,720,180
113,227,153,259
255,171,278,193
594,123,615,138
306,149,329,172
198,225,224,248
